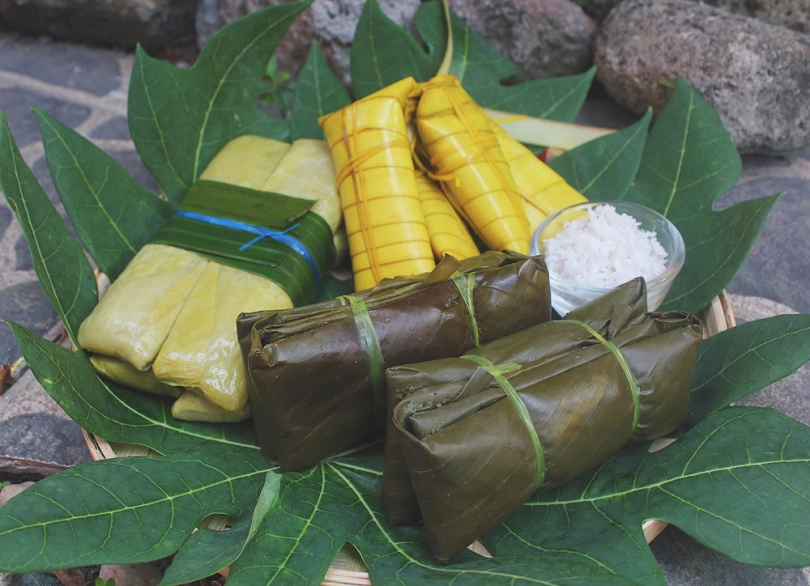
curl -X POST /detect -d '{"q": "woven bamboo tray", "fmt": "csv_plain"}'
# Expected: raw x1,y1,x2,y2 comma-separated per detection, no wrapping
82,291,736,585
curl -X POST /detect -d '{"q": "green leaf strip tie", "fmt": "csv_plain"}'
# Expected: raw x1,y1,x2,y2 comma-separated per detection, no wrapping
568,319,641,433
174,210,322,291
459,354,545,488
339,295,387,429
450,271,480,346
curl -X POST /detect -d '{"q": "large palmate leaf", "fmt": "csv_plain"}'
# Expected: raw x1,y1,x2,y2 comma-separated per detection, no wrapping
161,472,281,586
128,1,310,205
0,449,271,574
35,110,172,281
351,0,442,99
0,114,97,343
486,407,810,579
9,323,259,455
225,449,628,585
688,314,810,426
1,1,806,583
416,2,594,122
550,109,651,201
619,79,779,313
290,41,352,141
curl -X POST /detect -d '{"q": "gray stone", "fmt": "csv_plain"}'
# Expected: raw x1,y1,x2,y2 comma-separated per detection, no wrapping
449,0,597,81
0,33,123,97
0,87,91,147
0,281,59,364
0,0,198,53
88,116,131,140
651,526,808,585
9,574,61,586
0,204,10,241
693,0,809,34
0,369,72,425
721,177,810,314
196,0,420,84
0,413,92,474
595,0,810,155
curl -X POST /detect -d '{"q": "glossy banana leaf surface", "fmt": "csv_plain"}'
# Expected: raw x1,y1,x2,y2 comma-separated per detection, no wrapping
384,279,702,564
237,251,550,471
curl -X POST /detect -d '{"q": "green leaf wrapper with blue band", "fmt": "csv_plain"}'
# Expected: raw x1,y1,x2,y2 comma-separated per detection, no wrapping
385,278,703,563
150,179,335,306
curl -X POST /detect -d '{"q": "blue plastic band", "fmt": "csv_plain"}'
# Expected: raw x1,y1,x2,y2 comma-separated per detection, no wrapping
175,210,322,291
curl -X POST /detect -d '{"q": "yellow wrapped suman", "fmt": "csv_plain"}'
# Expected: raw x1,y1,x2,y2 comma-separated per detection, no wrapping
491,123,587,232
319,77,435,291
416,75,530,254
414,172,479,261
77,136,342,421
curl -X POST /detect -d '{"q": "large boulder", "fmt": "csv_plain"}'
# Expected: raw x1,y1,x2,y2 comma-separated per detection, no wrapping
449,0,597,81
197,0,597,84
596,0,810,155
0,0,198,51
196,0,420,84
694,0,809,34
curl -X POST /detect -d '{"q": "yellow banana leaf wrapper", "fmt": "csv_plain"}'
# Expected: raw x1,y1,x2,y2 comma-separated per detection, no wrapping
416,75,530,254
383,279,702,564
171,389,252,423
237,252,551,471
415,172,479,261
78,136,341,419
319,77,435,291
77,243,208,370
491,122,587,232
89,354,181,399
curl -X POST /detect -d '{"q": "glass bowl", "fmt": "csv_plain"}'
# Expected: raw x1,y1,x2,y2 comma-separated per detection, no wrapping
530,201,685,316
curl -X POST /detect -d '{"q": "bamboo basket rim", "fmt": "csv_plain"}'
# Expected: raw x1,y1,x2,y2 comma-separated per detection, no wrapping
81,290,736,585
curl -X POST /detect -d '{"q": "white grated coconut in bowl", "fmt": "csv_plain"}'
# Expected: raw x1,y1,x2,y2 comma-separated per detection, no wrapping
543,204,668,288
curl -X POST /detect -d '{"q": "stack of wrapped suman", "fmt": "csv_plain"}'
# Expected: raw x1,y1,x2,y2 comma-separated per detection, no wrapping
238,251,552,471
77,136,344,422
382,279,703,564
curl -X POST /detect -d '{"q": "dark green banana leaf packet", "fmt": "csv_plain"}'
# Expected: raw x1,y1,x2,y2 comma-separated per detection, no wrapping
237,251,552,472
382,278,702,564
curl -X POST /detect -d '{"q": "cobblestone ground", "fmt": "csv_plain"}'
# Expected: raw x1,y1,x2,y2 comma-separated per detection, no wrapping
0,30,809,586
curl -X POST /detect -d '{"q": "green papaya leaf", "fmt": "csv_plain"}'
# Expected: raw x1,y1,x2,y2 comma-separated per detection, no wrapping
350,0,441,99
160,513,252,586
688,314,810,426
0,113,97,343
128,1,311,205
550,109,651,201
416,2,594,122
224,451,623,586
35,110,172,281
621,79,779,313
160,472,281,586
291,41,352,141
8,322,260,455
492,407,810,577
0,449,270,574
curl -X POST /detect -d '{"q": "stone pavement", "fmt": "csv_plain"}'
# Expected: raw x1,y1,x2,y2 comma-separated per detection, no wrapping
0,29,809,585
